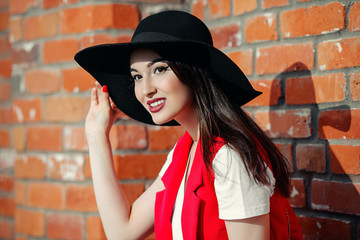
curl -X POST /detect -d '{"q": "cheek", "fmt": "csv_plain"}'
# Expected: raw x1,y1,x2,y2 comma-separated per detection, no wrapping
134,84,143,103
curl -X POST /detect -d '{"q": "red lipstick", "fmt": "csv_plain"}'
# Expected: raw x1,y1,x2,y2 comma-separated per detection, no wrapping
147,98,166,113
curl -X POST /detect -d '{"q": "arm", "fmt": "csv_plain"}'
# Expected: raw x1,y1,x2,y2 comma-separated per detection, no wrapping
86,82,164,239
225,214,270,240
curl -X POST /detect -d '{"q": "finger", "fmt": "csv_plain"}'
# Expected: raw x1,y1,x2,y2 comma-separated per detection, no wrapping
109,97,118,110
99,85,111,108
90,87,98,107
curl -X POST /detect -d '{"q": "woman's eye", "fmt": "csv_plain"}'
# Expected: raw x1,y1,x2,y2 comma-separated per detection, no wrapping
132,75,142,81
154,66,169,74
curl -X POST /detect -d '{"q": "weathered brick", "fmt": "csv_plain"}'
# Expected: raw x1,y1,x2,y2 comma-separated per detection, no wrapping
42,0,77,9
0,219,13,239
11,43,39,64
255,109,312,138
47,213,83,240
256,43,314,75
350,72,360,101
45,96,86,123
27,126,62,151
228,50,253,76
319,109,360,140
0,173,14,192
289,178,305,208
0,197,16,217
208,0,230,19
9,16,22,43
14,181,27,205
64,127,88,151
148,126,185,151
286,73,346,104
0,35,10,54
210,24,240,50
15,155,46,179
0,129,10,147
191,0,206,20
9,0,37,14
29,182,64,210
318,37,360,70
296,144,326,173
234,0,256,15
65,185,97,212
24,12,59,40
43,38,78,63
12,126,25,151
298,216,352,240
262,0,288,8
110,125,147,150
311,179,360,214
12,98,42,123
329,145,360,175
245,13,278,43
15,209,45,237
86,216,106,240
79,34,118,49
0,107,12,124
0,58,12,78
62,67,94,92
245,79,281,107
280,2,345,38
48,154,85,181
349,2,360,32
0,82,11,101
0,11,9,31
25,68,61,94
275,143,293,171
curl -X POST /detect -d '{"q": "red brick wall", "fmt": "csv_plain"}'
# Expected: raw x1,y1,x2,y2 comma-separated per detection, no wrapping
0,0,359,239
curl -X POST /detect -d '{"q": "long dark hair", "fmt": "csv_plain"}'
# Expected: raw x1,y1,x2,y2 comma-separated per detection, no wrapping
165,59,291,197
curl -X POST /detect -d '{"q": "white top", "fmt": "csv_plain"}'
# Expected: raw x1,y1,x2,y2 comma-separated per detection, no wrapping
159,144,276,238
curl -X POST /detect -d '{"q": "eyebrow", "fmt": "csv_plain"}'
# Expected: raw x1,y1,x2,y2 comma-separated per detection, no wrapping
130,57,166,73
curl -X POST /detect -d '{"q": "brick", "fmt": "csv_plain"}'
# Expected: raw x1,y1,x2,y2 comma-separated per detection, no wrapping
234,0,256,15
319,109,360,140
311,179,360,214
10,43,39,64
24,12,59,40
62,67,94,92
0,197,16,217
350,72,360,101
256,43,314,75
228,50,253,76
84,155,91,178
191,0,205,20
64,127,88,151
110,125,147,150
280,2,345,38
61,4,139,34
148,126,185,151
12,98,42,123
0,219,13,239
9,0,37,14
9,17,22,43
0,107,12,124
0,0,8,9
0,129,10,147
208,0,230,19
329,145,360,175
245,13,278,43
122,183,145,204
318,37,360,70
27,126,62,151
245,79,281,107
43,38,78,63
0,58,12,78
45,96,85,122
47,213,83,240
0,35,10,54
42,0,77,9
29,182,64,209
275,143,293,171
210,24,240,50
14,181,27,205
113,153,167,179
298,216,351,240
286,73,346,105
48,154,85,181
0,82,11,101
12,126,25,151
0,149,15,170
15,209,45,237
0,11,9,31
255,109,311,138
25,68,61,94
86,216,106,240
263,0,288,8
296,144,325,173
79,34,118,49
289,178,305,208
0,173,13,192
65,185,97,212
15,155,46,179
349,2,360,32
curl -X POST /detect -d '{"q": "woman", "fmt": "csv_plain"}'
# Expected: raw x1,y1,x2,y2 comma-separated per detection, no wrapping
75,10,302,240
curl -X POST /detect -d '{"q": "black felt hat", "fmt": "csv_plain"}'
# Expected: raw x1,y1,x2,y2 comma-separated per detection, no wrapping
74,10,261,126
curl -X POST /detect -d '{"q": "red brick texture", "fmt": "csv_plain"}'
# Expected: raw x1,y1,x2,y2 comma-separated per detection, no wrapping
1,0,359,239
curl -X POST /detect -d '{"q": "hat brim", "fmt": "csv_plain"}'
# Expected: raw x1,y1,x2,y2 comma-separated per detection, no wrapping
74,40,261,126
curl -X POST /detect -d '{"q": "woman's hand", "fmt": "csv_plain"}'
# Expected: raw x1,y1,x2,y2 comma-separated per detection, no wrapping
85,81,122,139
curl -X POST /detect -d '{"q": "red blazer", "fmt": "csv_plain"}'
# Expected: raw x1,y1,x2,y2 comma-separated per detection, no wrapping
154,132,302,240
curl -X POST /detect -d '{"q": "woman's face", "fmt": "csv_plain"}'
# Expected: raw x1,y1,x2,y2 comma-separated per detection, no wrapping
130,49,195,125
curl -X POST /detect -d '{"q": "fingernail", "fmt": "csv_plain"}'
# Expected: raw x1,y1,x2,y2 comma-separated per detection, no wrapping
102,85,108,93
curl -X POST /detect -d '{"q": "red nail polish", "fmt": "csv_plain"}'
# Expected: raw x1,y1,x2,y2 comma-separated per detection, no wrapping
102,85,108,93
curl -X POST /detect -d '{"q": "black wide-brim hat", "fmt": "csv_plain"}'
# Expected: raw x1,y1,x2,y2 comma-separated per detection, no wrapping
74,10,261,126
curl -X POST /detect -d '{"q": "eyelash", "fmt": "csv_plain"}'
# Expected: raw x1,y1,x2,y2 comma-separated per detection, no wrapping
131,65,170,82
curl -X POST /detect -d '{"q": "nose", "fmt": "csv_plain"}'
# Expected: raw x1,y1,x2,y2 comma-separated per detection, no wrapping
142,77,157,98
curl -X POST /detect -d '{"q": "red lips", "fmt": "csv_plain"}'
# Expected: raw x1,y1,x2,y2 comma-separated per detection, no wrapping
147,98,166,113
